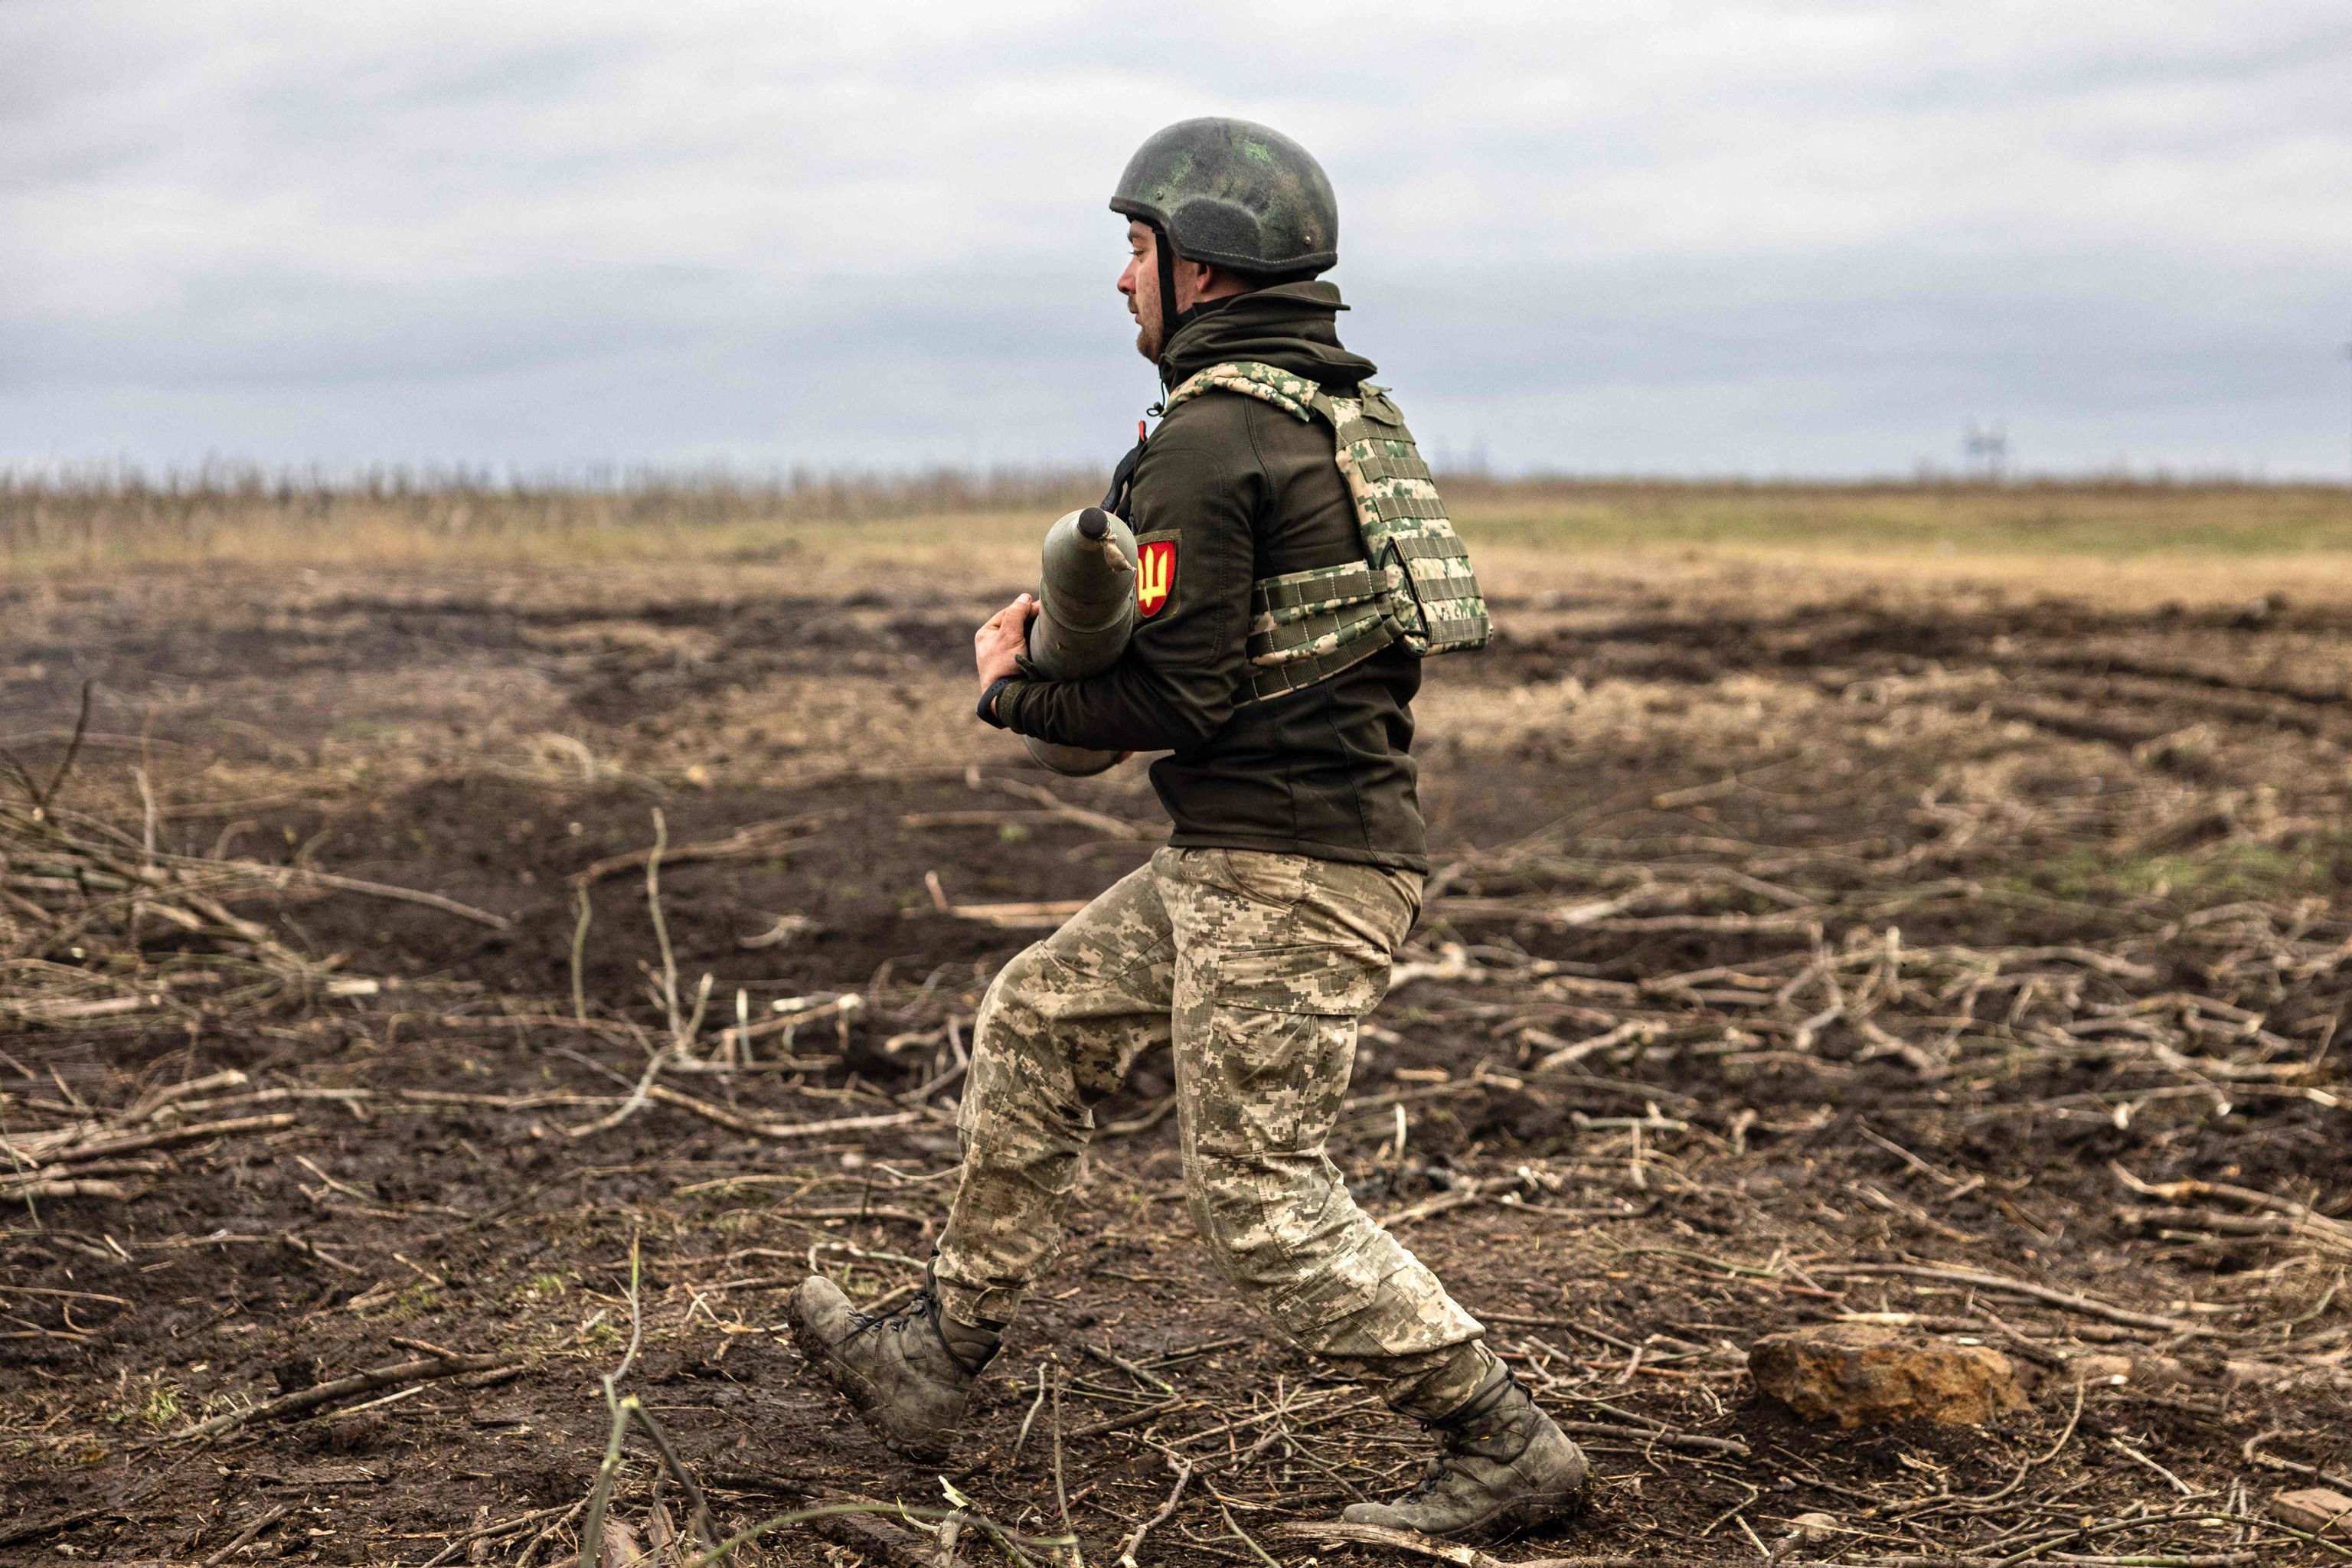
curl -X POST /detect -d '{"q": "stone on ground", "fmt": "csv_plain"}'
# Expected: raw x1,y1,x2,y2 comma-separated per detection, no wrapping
1749,1323,2031,1427
2272,1488,2352,1537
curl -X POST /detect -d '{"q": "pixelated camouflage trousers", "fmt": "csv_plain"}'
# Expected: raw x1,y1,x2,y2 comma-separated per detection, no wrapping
932,846,1497,1418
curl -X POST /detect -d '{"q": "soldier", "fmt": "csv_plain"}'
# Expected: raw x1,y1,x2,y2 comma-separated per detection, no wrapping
790,117,1589,1542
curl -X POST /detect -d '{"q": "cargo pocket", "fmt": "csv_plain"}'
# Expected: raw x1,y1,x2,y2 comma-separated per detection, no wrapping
1185,942,1387,1160
1211,942,1387,1018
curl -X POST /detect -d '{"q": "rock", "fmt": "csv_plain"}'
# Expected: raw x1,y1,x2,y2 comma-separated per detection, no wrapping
2273,1488,2352,1537
1749,1324,2030,1428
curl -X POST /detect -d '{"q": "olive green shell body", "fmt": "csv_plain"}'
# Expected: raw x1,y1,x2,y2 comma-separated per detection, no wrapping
1023,506,1139,776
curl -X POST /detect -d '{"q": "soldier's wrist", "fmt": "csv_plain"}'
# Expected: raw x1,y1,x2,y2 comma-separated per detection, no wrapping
977,676,1017,729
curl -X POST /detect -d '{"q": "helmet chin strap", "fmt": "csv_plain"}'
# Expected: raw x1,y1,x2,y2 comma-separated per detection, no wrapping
1152,220,1191,389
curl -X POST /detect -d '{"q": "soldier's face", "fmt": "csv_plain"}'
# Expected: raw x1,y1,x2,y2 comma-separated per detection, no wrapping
1120,221,1224,361
1119,221,1161,361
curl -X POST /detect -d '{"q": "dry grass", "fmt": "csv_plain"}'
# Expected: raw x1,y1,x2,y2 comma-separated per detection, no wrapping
0,471,1098,576
1450,480,2352,609
6,475,2352,609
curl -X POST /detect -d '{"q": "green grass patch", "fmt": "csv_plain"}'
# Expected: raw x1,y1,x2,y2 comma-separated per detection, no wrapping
2012,833,2352,905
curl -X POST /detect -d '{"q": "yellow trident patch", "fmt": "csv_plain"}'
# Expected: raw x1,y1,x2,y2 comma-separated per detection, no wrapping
1135,538,1174,618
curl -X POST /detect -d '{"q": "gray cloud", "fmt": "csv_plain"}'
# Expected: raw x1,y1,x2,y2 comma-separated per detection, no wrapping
3,0,2348,476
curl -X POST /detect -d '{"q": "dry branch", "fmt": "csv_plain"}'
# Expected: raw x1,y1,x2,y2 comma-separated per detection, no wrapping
160,1351,510,1440
642,1084,926,1140
923,870,1086,929
149,852,511,928
985,775,1157,838
2115,1164,2352,1246
1554,1419,1749,1457
569,810,841,886
1815,1263,2196,1334
199,1504,291,1567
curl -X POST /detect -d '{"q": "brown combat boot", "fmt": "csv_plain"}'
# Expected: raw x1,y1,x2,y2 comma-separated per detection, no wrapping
789,1270,1001,1463
1341,1368,1589,1542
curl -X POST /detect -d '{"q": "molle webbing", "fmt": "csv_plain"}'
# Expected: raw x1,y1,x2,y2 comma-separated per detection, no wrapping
1162,361,1489,703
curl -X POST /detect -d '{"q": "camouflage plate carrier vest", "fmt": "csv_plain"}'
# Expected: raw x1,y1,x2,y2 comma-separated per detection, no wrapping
1161,361,1490,703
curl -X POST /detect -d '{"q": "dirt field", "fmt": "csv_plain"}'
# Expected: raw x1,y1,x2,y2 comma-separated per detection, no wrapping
7,490,2352,1566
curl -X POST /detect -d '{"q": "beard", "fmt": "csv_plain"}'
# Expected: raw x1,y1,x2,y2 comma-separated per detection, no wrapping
1129,296,1162,362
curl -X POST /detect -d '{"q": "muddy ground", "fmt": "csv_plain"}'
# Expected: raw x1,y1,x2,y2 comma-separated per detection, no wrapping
5,556,2352,1565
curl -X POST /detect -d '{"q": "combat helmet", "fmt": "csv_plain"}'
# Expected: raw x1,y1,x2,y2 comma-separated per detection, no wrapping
1111,117,1338,376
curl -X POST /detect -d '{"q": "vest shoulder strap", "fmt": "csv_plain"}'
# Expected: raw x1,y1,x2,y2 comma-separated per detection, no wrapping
1159,360,1491,703
1163,360,1326,423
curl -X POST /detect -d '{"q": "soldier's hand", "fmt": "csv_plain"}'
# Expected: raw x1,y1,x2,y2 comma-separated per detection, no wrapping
975,593,1040,689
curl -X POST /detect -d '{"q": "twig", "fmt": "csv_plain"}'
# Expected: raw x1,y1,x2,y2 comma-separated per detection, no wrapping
2032,1377,2088,1467
924,870,1089,929
646,808,681,1039
570,884,593,1023
2109,1436,2198,1496
513,1496,590,1568
1554,1419,1749,1457
613,1231,644,1385
641,1086,924,1141
577,1234,649,1567
570,809,841,886
681,1501,1072,1568
985,776,1154,839
1086,1342,1178,1396
132,763,157,942
158,1351,503,1440
574,1393,635,1568
416,1502,572,1568
1051,1366,1076,1563
14,1112,297,1168
564,1044,670,1140
1220,1501,1282,1568
1817,1263,2197,1334
2244,1429,2352,1492
631,1402,719,1555
1014,1364,1050,1461
176,855,511,928
200,1503,289,1567
34,680,93,817
0,1096,43,1227
2115,1162,2352,1244
1067,1396,1184,1441
1117,1458,1192,1568
1271,1521,1813,1567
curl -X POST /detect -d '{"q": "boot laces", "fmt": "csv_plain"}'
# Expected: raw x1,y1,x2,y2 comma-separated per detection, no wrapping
1400,1453,1457,1502
1397,1364,1527,1499
845,1287,940,1342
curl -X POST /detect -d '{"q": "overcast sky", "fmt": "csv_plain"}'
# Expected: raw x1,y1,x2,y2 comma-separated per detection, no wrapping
5,1,2350,479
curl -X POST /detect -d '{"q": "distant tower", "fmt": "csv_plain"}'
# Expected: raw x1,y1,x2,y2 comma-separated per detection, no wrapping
1964,419,2008,482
